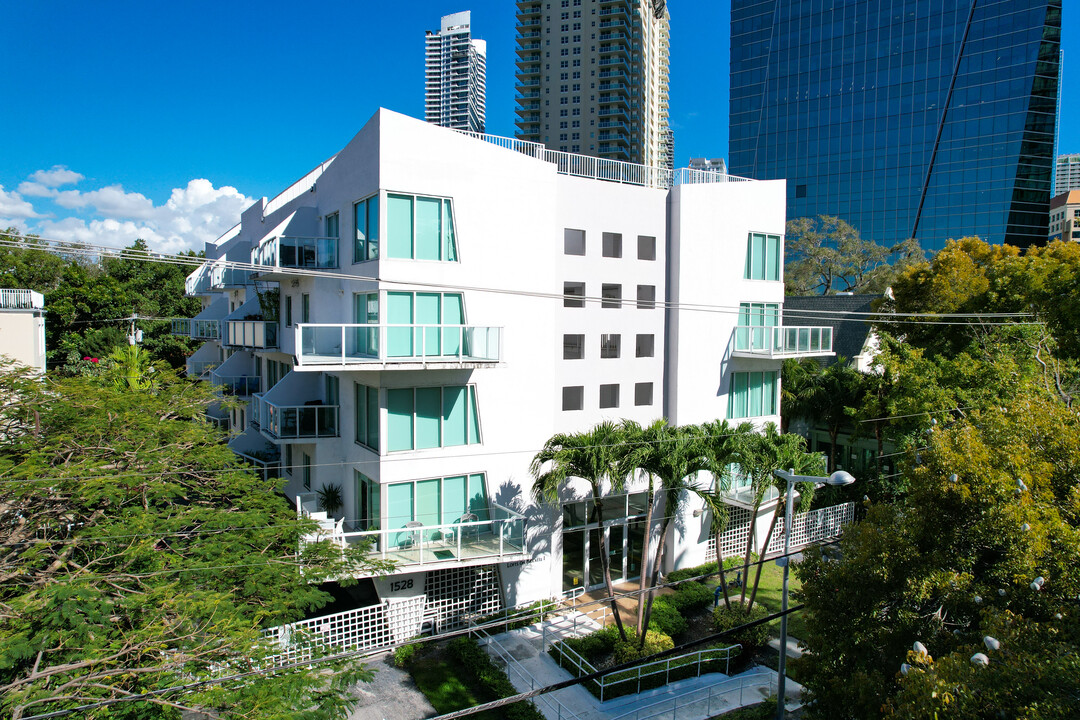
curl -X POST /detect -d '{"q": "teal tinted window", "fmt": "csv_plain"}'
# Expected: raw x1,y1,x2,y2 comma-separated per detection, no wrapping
744,233,781,281
386,291,465,358
353,195,379,263
386,385,481,452
385,473,488,532
729,371,778,419
387,482,414,531
387,388,414,451
387,194,413,259
416,197,442,260
443,475,467,525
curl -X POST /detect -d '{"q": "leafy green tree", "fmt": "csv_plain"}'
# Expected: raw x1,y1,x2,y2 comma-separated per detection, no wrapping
794,385,1080,719
784,216,923,296
0,360,384,719
780,357,824,433
532,421,631,640
0,227,67,292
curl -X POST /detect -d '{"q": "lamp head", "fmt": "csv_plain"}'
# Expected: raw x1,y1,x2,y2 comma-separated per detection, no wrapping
827,470,857,486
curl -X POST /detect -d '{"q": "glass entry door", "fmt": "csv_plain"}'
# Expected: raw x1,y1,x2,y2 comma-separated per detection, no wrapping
562,524,642,593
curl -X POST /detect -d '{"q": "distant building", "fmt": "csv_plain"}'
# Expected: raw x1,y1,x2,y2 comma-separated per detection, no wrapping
514,0,671,168
730,0,1062,252
689,158,727,175
0,289,46,375
425,11,487,133
1049,191,1080,242
1055,154,1080,194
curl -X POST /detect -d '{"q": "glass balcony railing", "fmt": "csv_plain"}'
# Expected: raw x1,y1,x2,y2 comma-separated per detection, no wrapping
256,396,339,440
300,502,526,574
225,320,279,349
253,236,339,270
191,319,221,340
295,324,502,367
210,371,260,396
211,266,251,288
171,319,191,336
186,360,219,378
733,326,834,358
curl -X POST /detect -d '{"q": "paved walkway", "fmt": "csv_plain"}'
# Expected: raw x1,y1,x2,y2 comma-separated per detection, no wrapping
478,612,802,720
346,654,436,720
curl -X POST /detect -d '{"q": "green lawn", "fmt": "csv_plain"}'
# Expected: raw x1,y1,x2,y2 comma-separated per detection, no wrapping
707,559,810,642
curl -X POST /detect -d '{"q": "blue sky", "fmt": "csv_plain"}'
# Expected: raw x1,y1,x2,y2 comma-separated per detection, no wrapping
0,1,1074,252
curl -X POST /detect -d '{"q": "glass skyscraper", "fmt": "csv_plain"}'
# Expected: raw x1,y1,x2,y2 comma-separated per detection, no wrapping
729,1,1061,251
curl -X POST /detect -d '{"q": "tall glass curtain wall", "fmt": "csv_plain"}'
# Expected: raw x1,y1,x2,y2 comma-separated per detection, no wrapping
729,0,1061,251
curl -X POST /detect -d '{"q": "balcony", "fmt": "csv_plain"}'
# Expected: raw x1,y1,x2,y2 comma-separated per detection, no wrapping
225,320,279,349
253,236,339,270
731,326,834,359
210,371,259,397
211,265,251,289
299,497,527,576
171,319,191,337
294,324,502,370
185,264,214,296
0,289,45,310
256,396,339,441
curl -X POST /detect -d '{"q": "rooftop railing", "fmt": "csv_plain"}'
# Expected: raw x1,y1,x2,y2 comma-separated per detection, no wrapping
455,130,752,189
295,324,501,367
0,289,45,310
732,325,834,358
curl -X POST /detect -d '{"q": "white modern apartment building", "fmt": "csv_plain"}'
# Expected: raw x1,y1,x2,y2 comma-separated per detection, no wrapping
514,0,671,169
0,289,46,375
425,11,487,133
179,110,835,627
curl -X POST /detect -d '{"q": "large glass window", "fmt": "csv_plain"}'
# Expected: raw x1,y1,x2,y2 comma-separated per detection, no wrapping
386,292,465,357
386,385,481,451
385,473,489,535
354,383,379,451
728,371,778,419
387,194,458,261
743,233,782,281
354,470,380,530
325,212,339,240
735,302,780,350
353,195,379,263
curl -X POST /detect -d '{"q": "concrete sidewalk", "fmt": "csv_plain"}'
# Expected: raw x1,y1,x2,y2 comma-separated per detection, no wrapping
479,612,802,720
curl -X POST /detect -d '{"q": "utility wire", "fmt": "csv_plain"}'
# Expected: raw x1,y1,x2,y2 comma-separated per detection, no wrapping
0,234,1043,326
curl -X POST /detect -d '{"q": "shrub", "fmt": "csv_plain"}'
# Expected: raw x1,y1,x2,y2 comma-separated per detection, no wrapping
612,629,674,664
668,580,715,612
712,602,771,649
666,556,741,583
563,624,619,661
448,637,545,720
392,641,419,669
646,597,688,637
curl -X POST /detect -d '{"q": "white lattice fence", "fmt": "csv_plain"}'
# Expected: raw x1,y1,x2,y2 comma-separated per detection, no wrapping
262,595,426,667
705,506,753,563
765,502,855,554
424,566,502,631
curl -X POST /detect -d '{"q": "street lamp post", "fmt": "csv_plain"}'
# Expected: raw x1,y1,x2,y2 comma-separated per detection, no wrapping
771,468,856,720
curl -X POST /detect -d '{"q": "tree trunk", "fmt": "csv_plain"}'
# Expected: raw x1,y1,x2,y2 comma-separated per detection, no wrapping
635,487,656,636
738,501,759,605
715,527,732,610
639,514,671,646
595,499,627,641
746,499,783,613
828,427,840,472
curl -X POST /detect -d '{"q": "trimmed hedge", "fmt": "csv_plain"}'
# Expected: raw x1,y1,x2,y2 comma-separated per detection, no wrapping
647,597,687,637
667,580,714,612
712,602,771,649
447,637,545,720
613,629,674,664
666,556,743,583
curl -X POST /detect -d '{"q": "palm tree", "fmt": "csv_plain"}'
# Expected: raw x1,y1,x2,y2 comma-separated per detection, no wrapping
780,357,824,434
699,419,754,609
633,422,713,643
735,424,825,612
615,419,663,637
531,421,631,641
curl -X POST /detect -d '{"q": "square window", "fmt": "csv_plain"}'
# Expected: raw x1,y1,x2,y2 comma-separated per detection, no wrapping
563,281,585,308
562,386,584,411
636,285,656,309
599,384,619,409
600,333,620,358
635,382,653,406
564,228,586,255
795,184,807,198
602,232,622,258
638,235,656,260
601,284,621,308
636,334,654,357
563,333,585,359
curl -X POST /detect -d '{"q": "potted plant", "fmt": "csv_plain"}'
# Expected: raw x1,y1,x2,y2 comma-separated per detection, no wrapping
317,483,344,518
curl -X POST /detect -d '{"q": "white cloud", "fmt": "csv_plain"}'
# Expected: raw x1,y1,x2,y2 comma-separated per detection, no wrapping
28,166,84,188
0,186,40,219
24,177,253,254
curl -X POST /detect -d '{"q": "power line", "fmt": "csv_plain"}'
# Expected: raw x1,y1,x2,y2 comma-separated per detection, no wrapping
0,233,1043,327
